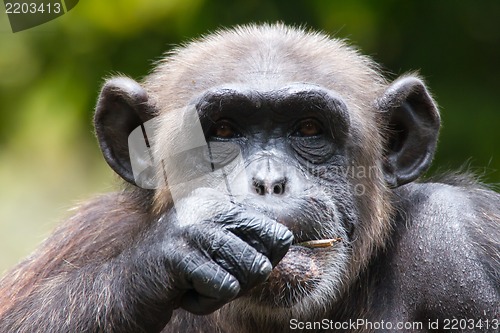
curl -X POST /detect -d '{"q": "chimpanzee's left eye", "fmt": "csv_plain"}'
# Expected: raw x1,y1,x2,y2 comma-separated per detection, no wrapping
292,119,323,137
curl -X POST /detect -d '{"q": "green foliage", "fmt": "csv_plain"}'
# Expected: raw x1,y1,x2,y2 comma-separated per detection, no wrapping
0,0,498,271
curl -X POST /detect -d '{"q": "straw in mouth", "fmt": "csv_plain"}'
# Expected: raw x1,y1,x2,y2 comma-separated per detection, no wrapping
296,237,342,248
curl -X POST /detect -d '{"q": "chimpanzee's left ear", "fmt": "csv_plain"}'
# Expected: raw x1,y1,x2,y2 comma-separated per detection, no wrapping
376,76,440,188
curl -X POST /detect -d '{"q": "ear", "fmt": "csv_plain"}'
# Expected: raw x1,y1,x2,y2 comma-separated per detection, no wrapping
376,76,440,187
94,77,156,185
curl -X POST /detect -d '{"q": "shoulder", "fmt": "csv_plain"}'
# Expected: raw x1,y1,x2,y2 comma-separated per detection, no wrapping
391,177,499,264
383,178,499,316
394,176,500,229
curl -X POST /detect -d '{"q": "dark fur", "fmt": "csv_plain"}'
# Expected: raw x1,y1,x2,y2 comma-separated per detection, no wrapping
0,24,498,333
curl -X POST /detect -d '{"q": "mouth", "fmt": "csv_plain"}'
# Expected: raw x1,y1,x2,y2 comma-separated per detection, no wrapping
245,236,343,308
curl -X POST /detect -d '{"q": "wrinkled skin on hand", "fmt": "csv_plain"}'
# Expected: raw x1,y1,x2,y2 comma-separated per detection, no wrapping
157,189,294,315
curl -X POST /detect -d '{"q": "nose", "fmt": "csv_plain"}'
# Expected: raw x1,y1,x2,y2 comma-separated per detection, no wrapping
252,177,287,196
248,155,289,196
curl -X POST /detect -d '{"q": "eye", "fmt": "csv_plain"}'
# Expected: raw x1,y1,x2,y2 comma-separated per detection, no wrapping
292,119,323,137
209,120,240,139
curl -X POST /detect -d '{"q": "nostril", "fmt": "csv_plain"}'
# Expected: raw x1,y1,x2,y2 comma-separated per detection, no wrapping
254,182,266,196
252,178,287,196
273,183,285,195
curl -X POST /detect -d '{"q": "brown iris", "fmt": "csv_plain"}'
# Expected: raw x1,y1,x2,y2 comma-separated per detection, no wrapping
294,119,322,137
211,120,238,139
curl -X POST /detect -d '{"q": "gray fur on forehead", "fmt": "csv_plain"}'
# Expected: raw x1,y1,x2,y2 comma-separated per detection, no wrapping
144,23,387,110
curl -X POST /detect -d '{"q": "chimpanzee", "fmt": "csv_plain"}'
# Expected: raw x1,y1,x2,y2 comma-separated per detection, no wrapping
0,24,498,333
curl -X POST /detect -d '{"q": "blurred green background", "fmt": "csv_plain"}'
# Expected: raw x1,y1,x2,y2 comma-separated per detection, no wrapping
0,0,499,273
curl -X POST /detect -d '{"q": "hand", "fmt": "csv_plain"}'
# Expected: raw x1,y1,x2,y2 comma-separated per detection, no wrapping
160,189,293,315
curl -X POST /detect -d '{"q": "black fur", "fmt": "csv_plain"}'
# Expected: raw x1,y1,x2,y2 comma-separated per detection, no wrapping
0,24,498,333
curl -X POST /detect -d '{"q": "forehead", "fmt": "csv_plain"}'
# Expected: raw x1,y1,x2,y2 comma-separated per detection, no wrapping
145,25,385,111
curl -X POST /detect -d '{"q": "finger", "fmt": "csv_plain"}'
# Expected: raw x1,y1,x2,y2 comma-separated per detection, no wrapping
224,213,294,267
180,259,240,315
196,228,273,290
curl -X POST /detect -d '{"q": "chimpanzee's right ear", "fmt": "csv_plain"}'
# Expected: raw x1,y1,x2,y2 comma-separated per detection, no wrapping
94,77,156,185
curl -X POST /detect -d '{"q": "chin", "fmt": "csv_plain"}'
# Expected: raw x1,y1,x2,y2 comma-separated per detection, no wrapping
221,242,350,324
